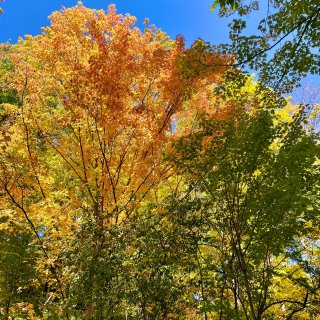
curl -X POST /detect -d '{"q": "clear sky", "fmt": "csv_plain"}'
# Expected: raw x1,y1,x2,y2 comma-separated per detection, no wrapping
0,0,230,47
0,0,318,103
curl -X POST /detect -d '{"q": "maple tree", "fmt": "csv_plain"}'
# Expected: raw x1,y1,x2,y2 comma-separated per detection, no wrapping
167,75,320,319
0,2,319,320
0,3,228,318
210,0,320,93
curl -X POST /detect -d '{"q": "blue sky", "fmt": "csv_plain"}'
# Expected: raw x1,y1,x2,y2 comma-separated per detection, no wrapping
0,0,230,47
0,0,318,103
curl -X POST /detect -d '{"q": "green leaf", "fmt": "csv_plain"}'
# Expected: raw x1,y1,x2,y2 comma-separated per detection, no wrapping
210,0,219,12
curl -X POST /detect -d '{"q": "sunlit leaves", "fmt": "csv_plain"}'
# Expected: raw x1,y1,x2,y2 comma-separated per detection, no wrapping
0,3,229,318
0,2,319,319
212,0,320,93
169,80,320,319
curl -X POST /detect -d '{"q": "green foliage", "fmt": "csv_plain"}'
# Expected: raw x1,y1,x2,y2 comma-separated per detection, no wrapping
210,0,240,12
0,3,319,319
169,88,320,318
212,0,320,93
0,214,43,318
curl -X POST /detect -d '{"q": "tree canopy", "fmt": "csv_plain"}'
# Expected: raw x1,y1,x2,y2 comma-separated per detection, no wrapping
211,0,320,93
0,2,319,319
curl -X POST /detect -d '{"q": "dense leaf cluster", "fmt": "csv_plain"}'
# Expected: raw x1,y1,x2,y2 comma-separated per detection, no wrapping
0,3,319,320
212,0,320,93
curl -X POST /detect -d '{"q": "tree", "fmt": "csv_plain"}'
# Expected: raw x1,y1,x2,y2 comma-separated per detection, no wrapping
210,0,320,93
169,76,320,319
0,3,228,318
1,2,319,319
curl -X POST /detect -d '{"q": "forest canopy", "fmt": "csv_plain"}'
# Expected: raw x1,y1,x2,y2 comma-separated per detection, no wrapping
0,2,319,320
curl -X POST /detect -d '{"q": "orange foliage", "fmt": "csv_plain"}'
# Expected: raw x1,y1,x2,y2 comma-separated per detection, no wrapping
7,3,228,223
0,3,232,312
